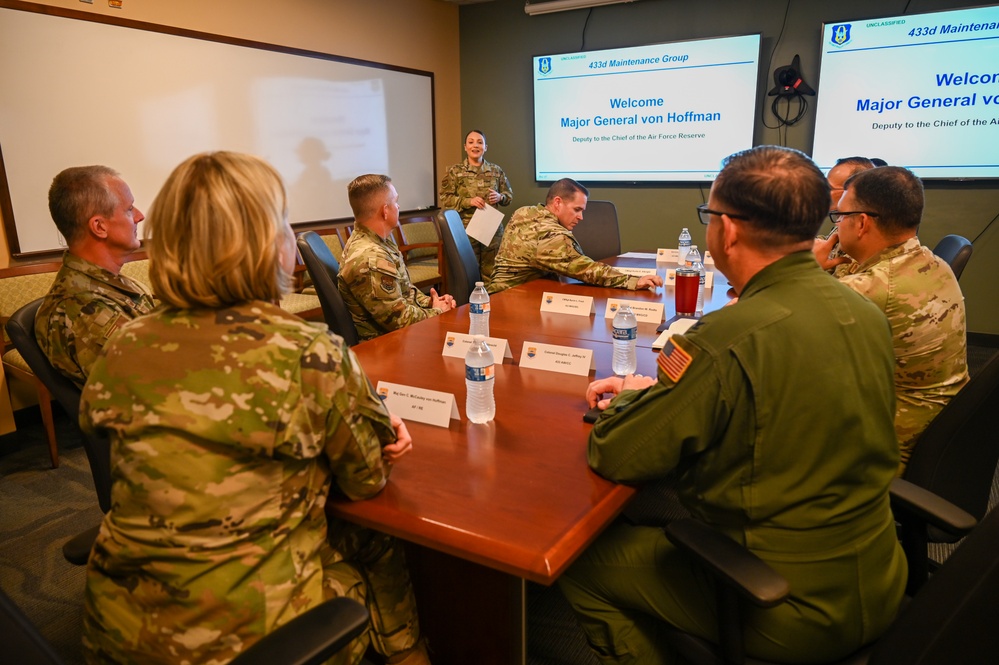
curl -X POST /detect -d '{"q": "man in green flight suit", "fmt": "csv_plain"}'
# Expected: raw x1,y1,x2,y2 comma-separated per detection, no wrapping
338,174,456,341
36,165,156,388
558,146,907,664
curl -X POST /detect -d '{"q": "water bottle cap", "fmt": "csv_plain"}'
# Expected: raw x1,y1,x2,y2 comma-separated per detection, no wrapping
475,281,484,287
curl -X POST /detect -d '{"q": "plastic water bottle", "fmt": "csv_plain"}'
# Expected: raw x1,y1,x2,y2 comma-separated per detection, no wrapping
686,245,706,315
465,335,495,423
469,281,490,337
611,305,638,376
677,227,692,265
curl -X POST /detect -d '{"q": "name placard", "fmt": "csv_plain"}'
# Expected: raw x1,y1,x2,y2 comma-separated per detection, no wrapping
518,341,594,376
664,269,715,289
656,248,715,266
441,332,513,360
604,298,665,324
613,267,659,278
540,292,594,316
375,381,459,428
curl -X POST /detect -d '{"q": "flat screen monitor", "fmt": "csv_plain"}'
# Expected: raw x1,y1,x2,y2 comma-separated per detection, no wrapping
532,34,761,183
812,4,999,179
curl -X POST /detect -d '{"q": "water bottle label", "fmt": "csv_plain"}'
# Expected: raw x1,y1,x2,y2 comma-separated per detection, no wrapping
470,303,491,314
465,365,494,381
612,327,637,341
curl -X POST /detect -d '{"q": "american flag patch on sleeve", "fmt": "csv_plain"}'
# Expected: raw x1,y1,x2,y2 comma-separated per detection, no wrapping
657,339,693,383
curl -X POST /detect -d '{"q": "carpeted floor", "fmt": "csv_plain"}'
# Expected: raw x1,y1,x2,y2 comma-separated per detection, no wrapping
2,342,997,665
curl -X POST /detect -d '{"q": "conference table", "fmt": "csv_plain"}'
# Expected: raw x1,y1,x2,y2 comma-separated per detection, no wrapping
326,254,732,664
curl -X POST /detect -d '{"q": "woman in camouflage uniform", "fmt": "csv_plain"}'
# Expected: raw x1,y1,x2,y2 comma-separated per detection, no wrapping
80,152,429,665
438,130,513,285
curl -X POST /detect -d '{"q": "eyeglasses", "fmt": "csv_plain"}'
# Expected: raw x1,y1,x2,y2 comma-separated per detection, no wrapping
696,204,749,225
828,210,879,224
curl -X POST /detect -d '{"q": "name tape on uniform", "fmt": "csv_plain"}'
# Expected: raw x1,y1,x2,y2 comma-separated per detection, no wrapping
518,341,594,376
540,292,595,316
375,381,459,428
441,332,512,360
604,298,665,324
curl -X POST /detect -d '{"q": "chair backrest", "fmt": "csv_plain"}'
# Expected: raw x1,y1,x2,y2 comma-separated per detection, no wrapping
5,298,111,513
868,503,999,665
119,257,152,291
904,351,999,527
932,234,973,280
437,209,479,306
0,585,369,665
296,232,360,347
573,200,621,261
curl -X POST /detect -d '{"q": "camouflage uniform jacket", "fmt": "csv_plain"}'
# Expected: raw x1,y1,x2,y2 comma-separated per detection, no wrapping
338,224,441,341
35,252,155,388
438,158,513,226
838,236,969,471
80,301,398,664
489,205,639,294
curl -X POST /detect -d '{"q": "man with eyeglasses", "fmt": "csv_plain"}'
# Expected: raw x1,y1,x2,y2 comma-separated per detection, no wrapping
559,146,906,664
814,165,968,473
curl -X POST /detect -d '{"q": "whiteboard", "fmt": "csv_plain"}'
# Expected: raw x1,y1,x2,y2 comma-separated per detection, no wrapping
0,5,436,255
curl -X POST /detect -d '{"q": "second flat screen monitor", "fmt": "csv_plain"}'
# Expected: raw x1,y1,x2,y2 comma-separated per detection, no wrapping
533,34,762,183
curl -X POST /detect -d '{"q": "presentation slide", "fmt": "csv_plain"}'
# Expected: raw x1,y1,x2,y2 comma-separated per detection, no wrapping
533,34,761,183
812,4,999,179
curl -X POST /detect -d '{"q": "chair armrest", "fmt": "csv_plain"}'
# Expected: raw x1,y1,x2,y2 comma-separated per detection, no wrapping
229,597,369,665
889,477,976,539
665,519,789,608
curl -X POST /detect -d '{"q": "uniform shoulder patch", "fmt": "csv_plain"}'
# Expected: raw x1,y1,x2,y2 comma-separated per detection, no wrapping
657,337,694,383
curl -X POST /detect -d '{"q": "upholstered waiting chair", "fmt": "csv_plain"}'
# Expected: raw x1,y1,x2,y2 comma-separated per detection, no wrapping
296,231,360,347
931,234,973,280
901,350,999,591
5,298,112,564
437,209,480,306
2,586,370,665
573,199,622,260
0,268,61,466
396,218,445,292
659,478,984,665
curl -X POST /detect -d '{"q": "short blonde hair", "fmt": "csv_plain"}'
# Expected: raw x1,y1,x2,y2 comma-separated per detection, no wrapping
146,151,291,309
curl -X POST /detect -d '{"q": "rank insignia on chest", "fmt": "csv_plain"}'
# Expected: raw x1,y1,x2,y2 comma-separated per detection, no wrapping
657,339,692,383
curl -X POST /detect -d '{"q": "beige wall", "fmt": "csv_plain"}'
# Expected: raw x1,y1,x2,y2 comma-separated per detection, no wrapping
0,0,461,265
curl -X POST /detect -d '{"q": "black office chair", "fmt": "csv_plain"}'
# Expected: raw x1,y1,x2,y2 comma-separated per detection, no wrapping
660,478,984,665
1,586,369,665
437,208,480,306
5,298,110,564
296,231,360,347
573,199,622,260
931,234,972,280
901,350,999,589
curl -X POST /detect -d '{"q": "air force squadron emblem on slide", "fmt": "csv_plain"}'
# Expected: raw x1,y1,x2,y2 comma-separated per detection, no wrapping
830,24,852,48
539,57,552,76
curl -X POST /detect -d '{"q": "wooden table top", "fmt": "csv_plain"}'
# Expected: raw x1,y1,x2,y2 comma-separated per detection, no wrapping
327,254,729,584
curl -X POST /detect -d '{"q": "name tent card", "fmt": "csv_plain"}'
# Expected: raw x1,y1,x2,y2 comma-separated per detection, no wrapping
604,298,665,324
441,332,513,360
518,341,594,376
540,292,594,316
657,248,715,265
663,269,715,289
613,267,659,278
375,381,459,428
